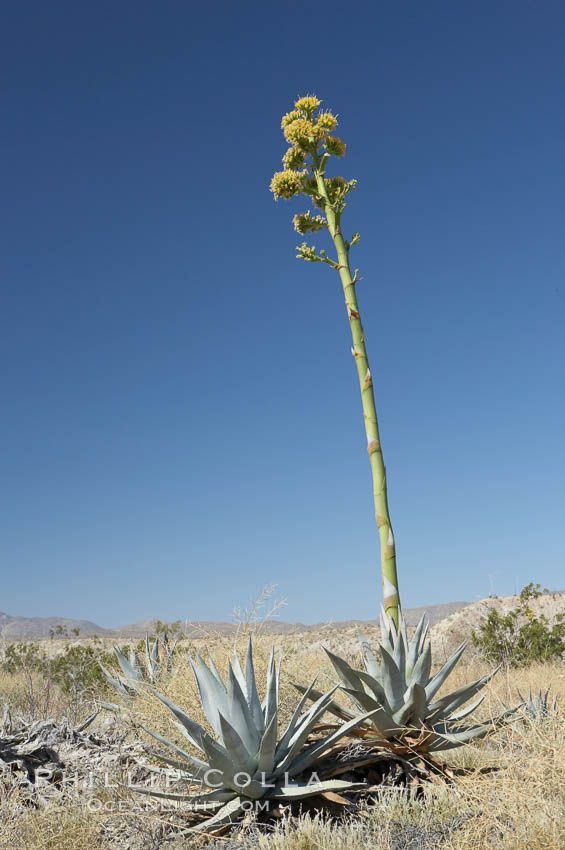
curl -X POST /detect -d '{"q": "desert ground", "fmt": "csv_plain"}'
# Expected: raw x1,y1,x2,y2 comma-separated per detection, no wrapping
1,593,564,850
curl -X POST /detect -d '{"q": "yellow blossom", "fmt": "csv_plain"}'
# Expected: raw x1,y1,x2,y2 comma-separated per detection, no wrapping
316,112,338,132
294,95,321,113
270,170,304,200
283,118,316,148
282,146,306,170
281,110,301,129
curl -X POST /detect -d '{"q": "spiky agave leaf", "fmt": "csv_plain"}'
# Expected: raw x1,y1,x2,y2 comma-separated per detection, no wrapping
517,687,559,722
301,610,519,752
144,634,161,682
99,632,179,702
131,637,378,832
426,705,520,751
98,663,137,699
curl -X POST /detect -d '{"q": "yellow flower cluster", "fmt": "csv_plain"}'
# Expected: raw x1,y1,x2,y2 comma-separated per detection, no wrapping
294,95,321,113
283,118,316,148
316,112,338,132
325,136,346,157
282,146,306,170
292,212,327,234
270,170,304,200
325,175,346,203
273,97,348,205
281,110,301,129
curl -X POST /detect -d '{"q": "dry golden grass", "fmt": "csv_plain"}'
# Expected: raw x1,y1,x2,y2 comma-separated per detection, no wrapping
1,629,563,850
0,669,69,721
0,798,105,850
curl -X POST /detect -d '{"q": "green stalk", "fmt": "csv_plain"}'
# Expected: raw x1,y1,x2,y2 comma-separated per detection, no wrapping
270,96,402,625
313,154,400,626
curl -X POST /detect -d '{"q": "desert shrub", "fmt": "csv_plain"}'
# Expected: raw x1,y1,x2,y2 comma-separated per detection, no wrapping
47,645,111,696
0,641,121,721
471,584,565,666
1,641,47,675
1,642,115,694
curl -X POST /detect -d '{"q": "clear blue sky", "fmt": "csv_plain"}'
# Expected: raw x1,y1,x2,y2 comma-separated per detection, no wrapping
2,1,564,628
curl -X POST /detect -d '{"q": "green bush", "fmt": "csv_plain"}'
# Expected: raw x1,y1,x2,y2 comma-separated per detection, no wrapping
1,641,116,696
1,641,47,675
471,584,565,666
47,645,112,696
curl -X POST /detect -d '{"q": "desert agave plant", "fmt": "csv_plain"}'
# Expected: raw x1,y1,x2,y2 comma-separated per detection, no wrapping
296,610,516,752
100,633,177,699
517,687,559,722
129,638,378,833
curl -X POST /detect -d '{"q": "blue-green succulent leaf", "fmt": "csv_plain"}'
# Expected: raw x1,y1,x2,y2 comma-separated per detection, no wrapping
410,642,432,687
226,665,262,756
379,646,405,713
288,708,381,776
190,654,230,738
355,669,387,706
264,648,278,731
427,666,500,720
129,784,234,809
231,648,247,695
207,654,224,686
150,689,207,752
218,712,257,776
291,683,355,721
269,779,367,800
114,646,143,682
244,637,265,734
358,628,380,680
99,663,133,697
140,724,208,773
187,796,246,833
256,713,278,777
392,683,427,727
448,693,485,722
424,642,467,701
279,679,319,753
324,648,367,693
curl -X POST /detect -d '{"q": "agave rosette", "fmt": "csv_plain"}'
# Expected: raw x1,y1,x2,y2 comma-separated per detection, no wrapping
517,686,559,722
296,609,517,752
99,633,176,701
129,638,377,832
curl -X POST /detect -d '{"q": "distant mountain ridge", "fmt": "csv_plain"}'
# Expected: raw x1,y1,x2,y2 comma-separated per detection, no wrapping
0,612,105,640
0,601,469,640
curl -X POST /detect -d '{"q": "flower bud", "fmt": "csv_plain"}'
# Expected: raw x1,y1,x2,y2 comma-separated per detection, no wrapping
293,212,327,234
325,136,346,157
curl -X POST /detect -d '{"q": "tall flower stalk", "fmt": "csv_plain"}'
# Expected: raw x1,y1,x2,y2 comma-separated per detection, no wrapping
270,96,401,625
